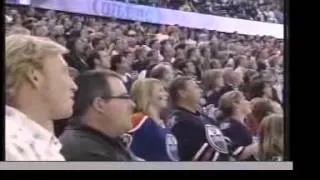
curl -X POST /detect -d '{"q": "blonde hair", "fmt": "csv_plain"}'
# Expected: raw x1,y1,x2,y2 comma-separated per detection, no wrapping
202,69,223,92
6,34,69,103
271,101,283,114
6,26,31,36
223,69,242,85
251,98,277,124
130,78,163,114
218,91,244,118
259,114,284,161
251,98,283,123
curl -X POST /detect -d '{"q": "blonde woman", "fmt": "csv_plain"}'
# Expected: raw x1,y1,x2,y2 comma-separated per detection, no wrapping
128,78,179,161
217,91,256,160
246,98,281,137
258,114,284,161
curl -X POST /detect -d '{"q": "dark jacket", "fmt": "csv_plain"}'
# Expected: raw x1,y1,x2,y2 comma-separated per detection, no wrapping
59,124,133,161
218,118,255,161
219,118,253,148
64,52,89,73
132,60,149,73
220,84,236,95
204,90,222,107
54,119,69,137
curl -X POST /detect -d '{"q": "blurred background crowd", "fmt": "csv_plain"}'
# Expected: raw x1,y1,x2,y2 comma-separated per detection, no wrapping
5,0,285,162
115,0,284,24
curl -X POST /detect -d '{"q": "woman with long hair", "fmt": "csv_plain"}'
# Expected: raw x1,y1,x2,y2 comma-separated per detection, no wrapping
202,69,224,107
258,114,283,161
186,47,202,79
127,78,179,161
216,91,256,160
242,69,259,99
246,98,282,139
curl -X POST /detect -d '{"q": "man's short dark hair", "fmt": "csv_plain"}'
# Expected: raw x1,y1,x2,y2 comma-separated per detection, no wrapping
86,51,100,70
149,64,169,80
257,61,267,72
91,36,105,49
160,46,166,56
186,47,196,59
54,34,66,40
172,58,187,71
248,78,268,100
73,70,122,118
160,39,170,47
169,76,193,104
175,44,186,51
146,50,154,58
110,54,124,71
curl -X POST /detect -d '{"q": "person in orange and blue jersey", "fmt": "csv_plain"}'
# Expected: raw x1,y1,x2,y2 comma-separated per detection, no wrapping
126,78,180,161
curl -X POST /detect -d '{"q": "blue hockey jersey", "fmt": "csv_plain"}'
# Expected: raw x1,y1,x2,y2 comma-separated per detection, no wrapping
128,113,180,161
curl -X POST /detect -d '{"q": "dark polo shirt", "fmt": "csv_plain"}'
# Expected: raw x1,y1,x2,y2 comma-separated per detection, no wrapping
59,124,133,161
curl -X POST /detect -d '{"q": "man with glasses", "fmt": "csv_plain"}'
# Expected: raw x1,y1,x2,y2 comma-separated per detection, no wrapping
59,70,135,161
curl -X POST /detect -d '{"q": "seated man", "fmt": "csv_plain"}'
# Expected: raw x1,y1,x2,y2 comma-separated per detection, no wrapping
60,70,135,161
167,76,231,161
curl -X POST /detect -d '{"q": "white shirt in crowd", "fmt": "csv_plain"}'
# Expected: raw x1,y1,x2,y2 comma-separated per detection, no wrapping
111,50,119,56
138,70,147,79
122,73,132,83
185,39,197,46
198,41,210,47
155,33,169,42
226,58,235,68
5,106,65,161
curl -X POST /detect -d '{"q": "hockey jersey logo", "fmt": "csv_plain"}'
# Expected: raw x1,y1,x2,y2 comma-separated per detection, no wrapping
121,133,133,149
204,124,229,154
129,113,180,161
165,134,179,161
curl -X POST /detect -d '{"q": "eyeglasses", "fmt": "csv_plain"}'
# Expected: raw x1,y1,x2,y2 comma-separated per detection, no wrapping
101,94,131,101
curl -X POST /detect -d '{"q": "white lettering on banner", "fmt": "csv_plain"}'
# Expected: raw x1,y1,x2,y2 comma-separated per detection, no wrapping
20,0,30,5
7,0,283,38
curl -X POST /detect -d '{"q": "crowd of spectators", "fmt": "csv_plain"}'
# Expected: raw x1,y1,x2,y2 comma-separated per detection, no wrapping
5,4,284,162
115,0,284,24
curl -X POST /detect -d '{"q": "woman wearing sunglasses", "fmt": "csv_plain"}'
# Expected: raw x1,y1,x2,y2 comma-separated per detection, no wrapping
127,78,180,161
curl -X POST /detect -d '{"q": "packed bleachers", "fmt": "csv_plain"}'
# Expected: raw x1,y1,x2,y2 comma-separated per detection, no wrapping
5,2,285,162
114,0,284,24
